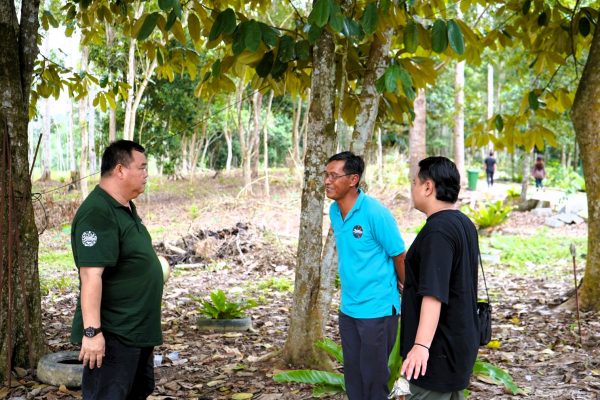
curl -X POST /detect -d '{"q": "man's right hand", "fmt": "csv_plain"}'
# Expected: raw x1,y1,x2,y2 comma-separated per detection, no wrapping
79,333,105,369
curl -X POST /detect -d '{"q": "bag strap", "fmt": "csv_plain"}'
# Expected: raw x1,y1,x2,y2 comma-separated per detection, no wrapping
455,212,490,304
477,246,490,304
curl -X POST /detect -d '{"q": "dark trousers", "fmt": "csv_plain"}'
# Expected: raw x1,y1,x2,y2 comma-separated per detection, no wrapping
339,310,398,400
82,332,155,400
535,178,543,188
486,171,494,186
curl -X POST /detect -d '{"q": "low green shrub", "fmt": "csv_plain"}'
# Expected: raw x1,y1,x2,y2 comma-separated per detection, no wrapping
191,289,257,319
464,201,512,229
257,277,294,293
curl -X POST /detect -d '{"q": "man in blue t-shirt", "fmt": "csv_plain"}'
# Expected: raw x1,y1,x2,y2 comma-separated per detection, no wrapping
325,151,406,400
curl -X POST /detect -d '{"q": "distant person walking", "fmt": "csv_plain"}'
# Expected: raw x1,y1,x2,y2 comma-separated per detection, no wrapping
483,151,497,187
532,156,546,190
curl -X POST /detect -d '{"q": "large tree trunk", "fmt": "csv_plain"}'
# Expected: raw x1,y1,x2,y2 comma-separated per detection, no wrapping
408,88,427,183
282,27,337,369
78,45,90,198
571,21,600,311
0,0,46,383
454,59,466,187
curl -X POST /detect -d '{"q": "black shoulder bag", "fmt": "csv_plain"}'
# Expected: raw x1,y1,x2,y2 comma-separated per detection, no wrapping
477,251,492,346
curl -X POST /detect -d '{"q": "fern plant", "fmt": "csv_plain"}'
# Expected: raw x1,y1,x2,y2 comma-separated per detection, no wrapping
191,289,257,319
465,200,512,229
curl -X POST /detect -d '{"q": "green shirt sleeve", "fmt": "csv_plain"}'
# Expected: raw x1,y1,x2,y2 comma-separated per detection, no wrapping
73,209,119,267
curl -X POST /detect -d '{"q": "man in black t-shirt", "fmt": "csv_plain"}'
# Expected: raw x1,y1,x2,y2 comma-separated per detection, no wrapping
401,156,480,399
483,151,496,187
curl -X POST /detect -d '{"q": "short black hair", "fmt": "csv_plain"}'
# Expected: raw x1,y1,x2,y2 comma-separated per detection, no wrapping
326,151,365,185
417,156,460,203
489,151,494,156
101,140,145,177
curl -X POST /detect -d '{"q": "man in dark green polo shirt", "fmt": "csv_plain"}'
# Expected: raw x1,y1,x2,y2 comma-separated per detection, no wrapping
71,140,163,399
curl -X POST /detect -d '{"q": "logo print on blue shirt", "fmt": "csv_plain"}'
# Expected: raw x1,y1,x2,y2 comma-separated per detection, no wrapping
352,225,363,238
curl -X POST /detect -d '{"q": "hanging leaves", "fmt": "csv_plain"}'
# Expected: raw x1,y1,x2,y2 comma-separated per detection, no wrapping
278,36,296,63
432,19,448,53
209,8,236,41
137,12,159,41
495,114,504,132
579,16,591,37
188,13,200,42
256,51,274,77
528,91,540,110
448,19,465,55
361,3,378,35
308,0,331,28
329,2,344,32
404,20,418,53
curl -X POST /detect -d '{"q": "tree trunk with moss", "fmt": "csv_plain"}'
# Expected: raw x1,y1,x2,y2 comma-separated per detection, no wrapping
282,27,337,369
0,0,47,383
571,20,600,312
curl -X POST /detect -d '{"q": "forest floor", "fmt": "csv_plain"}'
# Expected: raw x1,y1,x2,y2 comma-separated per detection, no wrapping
4,171,599,400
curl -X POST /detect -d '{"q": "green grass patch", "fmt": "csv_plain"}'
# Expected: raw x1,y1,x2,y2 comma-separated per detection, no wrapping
257,277,294,293
481,230,586,276
39,250,74,272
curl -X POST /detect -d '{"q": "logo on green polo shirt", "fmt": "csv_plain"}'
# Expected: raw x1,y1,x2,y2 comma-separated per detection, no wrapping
81,231,98,247
352,225,363,238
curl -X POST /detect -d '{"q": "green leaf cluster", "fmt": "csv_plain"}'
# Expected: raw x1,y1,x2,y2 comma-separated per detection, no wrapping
464,201,512,230
192,289,257,320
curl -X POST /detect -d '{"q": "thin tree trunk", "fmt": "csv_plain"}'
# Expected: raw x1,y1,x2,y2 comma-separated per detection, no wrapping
520,149,531,202
454,59,466,187
0,0,46,382
351,26,394,155
236,74,252,191
301,89,311,162
123,37,136,141
40,97,51,181
571,22,600,311
282,27,337,370
291,95,302,171
224,97,233,172
105,23,117,142
336,42,349,151
128,58,157,140
263,91,274,197
251,91,263,179
408,88,427,184
88,92,97,175
79,45,90,198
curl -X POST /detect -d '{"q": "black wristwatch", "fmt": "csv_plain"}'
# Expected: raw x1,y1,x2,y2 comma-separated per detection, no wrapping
83,326,102,338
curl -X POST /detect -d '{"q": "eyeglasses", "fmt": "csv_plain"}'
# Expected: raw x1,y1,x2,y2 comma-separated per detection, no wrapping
323,172,355,181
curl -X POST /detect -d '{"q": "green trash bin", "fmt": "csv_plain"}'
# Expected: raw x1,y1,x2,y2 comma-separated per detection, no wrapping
467,169,480,190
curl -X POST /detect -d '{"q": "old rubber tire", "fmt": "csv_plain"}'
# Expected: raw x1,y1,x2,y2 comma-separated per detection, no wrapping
196,316,252,332
37,351,83,388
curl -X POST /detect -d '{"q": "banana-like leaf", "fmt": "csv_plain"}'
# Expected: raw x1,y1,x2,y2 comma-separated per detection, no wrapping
315,338,343,364
273,370,345,391
473,359,522,395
